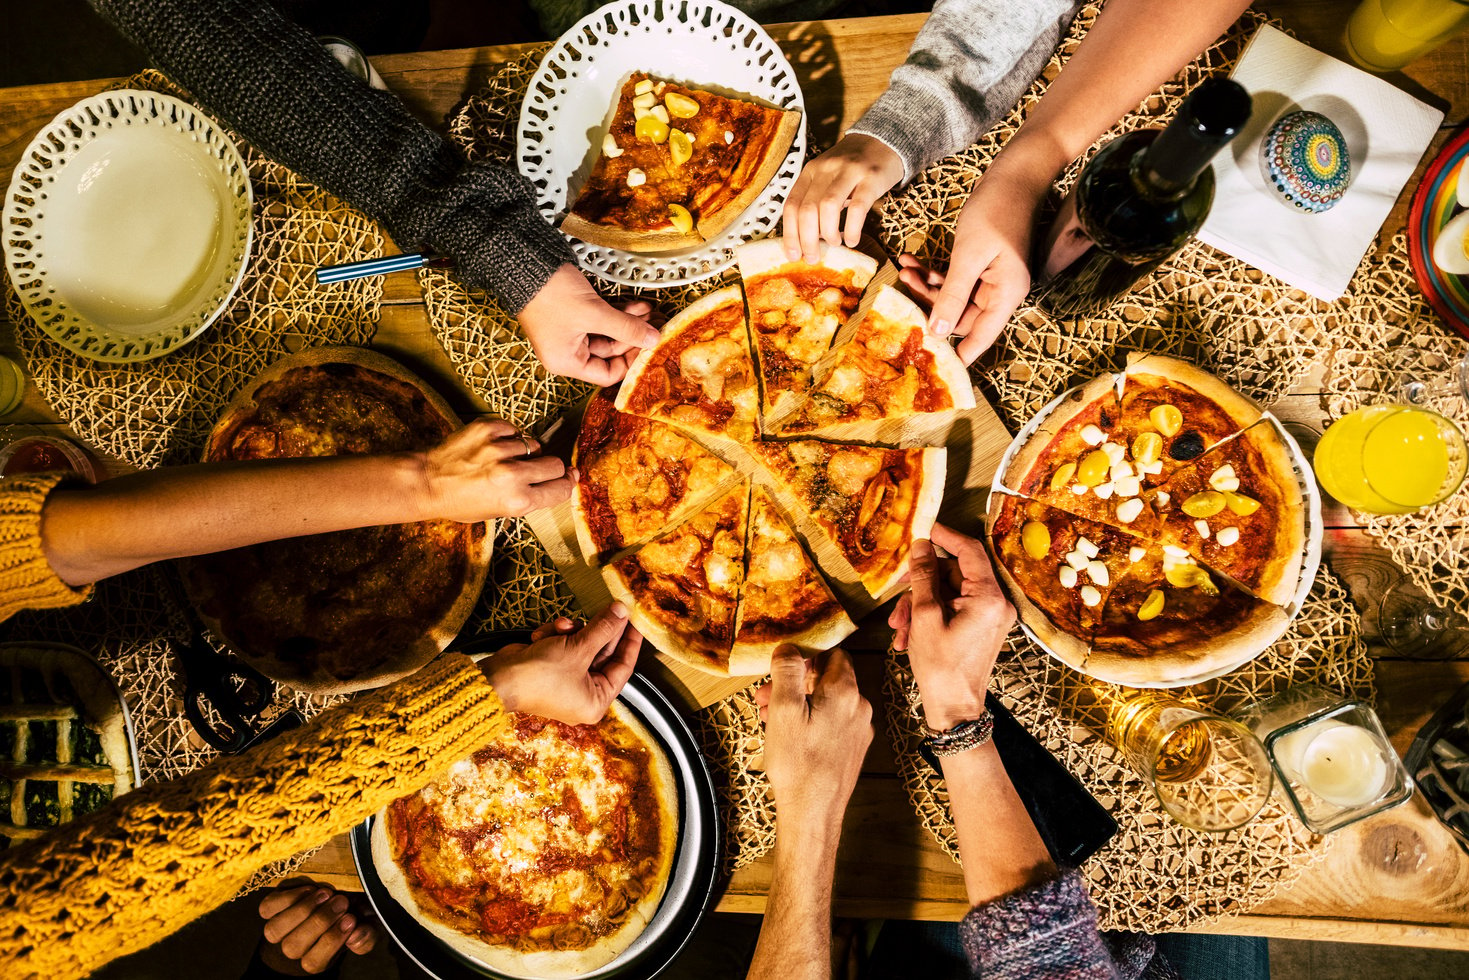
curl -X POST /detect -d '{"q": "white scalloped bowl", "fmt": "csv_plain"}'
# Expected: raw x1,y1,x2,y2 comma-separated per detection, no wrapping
2,90,252,363
517,0,807,287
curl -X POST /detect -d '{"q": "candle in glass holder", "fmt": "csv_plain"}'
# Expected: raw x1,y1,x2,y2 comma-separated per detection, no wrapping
1276,719,1391,807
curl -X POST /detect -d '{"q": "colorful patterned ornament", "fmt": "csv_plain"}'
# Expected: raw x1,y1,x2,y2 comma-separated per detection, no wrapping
1261,110,1351,214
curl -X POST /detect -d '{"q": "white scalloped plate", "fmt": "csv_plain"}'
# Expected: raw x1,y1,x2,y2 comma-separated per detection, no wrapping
516,0,807,287
2,90,252,363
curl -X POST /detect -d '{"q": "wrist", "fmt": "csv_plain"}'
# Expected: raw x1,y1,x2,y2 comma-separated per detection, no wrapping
985,134,1069,199
775,806,845,855
396,451,439,522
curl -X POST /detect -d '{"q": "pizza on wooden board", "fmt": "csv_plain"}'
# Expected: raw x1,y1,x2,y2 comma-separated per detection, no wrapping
572,391,739,565
736,239,877,422
561,72,801,252
372,704,679,978
181,348,489,694
776,284,976,438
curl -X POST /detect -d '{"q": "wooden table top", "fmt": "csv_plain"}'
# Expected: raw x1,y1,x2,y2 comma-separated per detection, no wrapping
2,2,1468,950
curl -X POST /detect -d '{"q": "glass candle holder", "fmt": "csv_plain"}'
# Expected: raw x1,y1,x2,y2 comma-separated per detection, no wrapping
1235,684,1413,834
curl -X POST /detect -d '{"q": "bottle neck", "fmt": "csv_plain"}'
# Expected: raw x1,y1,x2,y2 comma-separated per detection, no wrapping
1133,77,1252,200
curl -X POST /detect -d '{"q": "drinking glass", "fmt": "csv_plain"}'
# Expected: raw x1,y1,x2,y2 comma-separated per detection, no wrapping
1379,579,1469,658
1312,404,1467,514
1102,689,1273,832
1345,0,1469,72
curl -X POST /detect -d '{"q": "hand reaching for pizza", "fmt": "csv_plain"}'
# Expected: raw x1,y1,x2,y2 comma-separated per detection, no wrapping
517,264,660,386
418,418,573,520
889,524,1016,731
781,134,905,262
480,604,643,725
257,882,378,975
754,647,873,833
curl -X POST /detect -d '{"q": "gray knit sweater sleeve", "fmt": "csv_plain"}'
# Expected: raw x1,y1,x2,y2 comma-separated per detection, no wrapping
88,0,574,313
848,0,1084,184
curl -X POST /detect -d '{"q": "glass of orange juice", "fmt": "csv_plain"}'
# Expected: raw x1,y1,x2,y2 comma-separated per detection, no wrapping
1313,404,1467,513
1345,0,1469,72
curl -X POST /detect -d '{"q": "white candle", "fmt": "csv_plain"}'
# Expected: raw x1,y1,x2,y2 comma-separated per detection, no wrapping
1280,720,1391,808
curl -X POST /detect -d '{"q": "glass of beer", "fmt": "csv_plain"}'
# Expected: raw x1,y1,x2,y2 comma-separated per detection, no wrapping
1102,689,1273,832
1312,405,1466,514
1345,0,1469,72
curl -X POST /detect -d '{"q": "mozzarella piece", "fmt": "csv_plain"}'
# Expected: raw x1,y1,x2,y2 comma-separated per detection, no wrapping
1209,464,1241,492
1080,424,1106,446
1080,585,1102,607
1115,498,1144,524
1217,526,1240,546
1114,475,1142,498
1195,519,1211,539
1086,560,1110,587
1129,545,1146,563
1101,441,1126,463
1163,544,1190,559
627,168,647,186
1093,482,1115,500
1065,550,1090,571
1076,536,1100,559
1071,483,1089,495
1059,565,1079,588
1155,490,1171,508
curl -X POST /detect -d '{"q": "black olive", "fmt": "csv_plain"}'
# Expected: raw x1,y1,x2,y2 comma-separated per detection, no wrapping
1169,431,1206,461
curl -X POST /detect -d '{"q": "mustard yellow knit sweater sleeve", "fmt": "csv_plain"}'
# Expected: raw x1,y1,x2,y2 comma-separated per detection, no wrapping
0,473,92,622
0,652,512,980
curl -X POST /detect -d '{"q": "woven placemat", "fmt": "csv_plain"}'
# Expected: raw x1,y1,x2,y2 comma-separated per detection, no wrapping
1322,232,1469,618
883,566,1373,933
875,6,1339,429
3,69,385,469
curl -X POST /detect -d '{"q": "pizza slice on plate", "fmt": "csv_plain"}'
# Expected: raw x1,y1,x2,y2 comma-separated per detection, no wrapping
736,238,877,422
603,481,750,675
731,487,856,676
987,493,1150,668
572,391,740,564
561,72,801,253
749,438,945,598
1091,545,1288,681
616,284,760,444
775,285,976,438
1148,418,1304,606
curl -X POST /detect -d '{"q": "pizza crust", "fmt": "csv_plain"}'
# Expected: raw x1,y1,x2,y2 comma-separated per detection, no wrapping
560,211,702,253
1000,371,1121,494
1085,600,1289,686
695,108,802,243
1123,352,1263,432
735,238,879,284
864,447,947,599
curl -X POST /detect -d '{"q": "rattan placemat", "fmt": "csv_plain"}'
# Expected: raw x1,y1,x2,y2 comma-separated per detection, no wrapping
1322,232,1469,618
3,69,385,469
884,566,1373,933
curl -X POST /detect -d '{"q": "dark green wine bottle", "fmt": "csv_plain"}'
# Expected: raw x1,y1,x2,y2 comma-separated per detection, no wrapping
1034,77,1252,319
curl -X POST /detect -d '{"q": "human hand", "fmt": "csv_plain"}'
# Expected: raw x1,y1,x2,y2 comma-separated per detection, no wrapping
781,133,904,263
481,604,642,725
889,524,1015,731
753,647,873,835
417,418,571,521
258,883,378,976
517,264,660,386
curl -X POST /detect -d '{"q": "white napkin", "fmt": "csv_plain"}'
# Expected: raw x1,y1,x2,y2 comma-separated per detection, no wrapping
1197,25,1443,301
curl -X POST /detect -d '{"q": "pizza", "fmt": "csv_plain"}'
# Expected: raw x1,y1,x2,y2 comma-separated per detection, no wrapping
372,705,679,979
736,239,877,421
181,347,490,694
561,72,801,253
731,487,856,675
776,284,977,438
615,284,759,445
749,440,945,598
603,482,750,675
572,391,739,564
989,358,1308,684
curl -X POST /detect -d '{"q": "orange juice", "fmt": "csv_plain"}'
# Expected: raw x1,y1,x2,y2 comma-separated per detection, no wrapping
1314,405,1464,512
1346,0,1469,72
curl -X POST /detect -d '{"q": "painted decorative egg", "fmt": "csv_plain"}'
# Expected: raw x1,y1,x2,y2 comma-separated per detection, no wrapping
1260,110,1350,214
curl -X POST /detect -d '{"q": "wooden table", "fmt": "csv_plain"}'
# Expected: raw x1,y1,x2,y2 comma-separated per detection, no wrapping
3,3,1468,950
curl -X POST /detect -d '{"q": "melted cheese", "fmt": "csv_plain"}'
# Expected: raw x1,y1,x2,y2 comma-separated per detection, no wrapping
827,448,883,497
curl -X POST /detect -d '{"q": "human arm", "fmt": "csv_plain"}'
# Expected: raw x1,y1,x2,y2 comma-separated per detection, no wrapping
0,606,642,980
746,647,874,980
37,419,568,587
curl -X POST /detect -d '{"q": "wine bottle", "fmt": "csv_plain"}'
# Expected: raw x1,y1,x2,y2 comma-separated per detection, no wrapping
1034,77,1252,319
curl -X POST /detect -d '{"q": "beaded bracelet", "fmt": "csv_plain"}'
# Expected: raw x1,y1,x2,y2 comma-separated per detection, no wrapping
921,710,995,757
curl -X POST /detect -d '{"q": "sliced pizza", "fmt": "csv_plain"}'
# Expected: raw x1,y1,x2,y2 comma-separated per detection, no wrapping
987,493,1152,668
1149,419,1304,606
603,481,750,674
775,284,976,438
736,238,877,422
749,439,945,598
616,284,759,444
572,391,740,564
561,73,801,253
731,487,856,676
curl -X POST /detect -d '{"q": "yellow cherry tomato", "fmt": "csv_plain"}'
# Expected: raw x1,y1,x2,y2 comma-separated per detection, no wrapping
1150,404,1183,437
1021,521,1051,560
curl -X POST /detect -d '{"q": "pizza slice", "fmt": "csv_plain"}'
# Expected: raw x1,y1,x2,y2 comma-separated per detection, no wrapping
736,238,878,421
731,487,856,676
572,391,740,564
1090,545,1288,680
1148,419,1304,606
561,72,801,253
616,284,759,444
775,285,977,438
748,439,945,598
1115,352,1264,489
603,481,750,675
987,493,1152,668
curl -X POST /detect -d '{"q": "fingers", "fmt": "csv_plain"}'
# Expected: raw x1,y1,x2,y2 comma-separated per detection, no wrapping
782,168,816,260
897,266,942,311
573,602,632,664
588,336,635,358
908,539,946,629
279,893,350,961
259,885,315,921
794,195,823,263
842,190,875,248
753,682,771,710
594,305,662,350
531,617,578,642
345,918,379,956
927,252,987,340
768,645,813,709
888,594,913,651
262,887,331,943
618,298,655,319
299,914,354,974
589,621,641,697
570,351,639,387
811,647,860,701
929,524,986,577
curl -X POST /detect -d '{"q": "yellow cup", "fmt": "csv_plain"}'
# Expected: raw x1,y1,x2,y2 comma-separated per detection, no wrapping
1345,0,1469,72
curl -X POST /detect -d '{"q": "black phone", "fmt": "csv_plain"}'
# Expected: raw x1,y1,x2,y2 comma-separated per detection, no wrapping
919,694,1118,866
